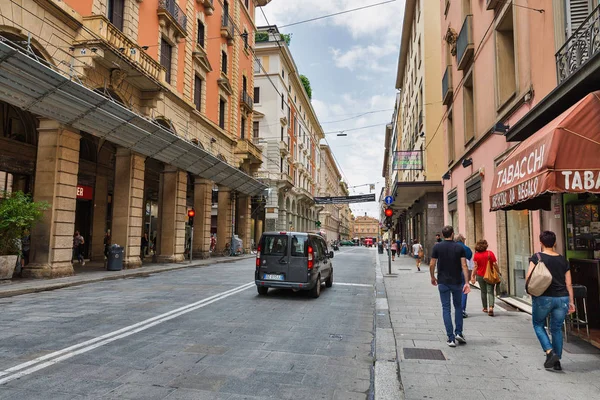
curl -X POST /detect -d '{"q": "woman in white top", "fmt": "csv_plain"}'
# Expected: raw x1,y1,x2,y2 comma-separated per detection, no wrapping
412,239,423,271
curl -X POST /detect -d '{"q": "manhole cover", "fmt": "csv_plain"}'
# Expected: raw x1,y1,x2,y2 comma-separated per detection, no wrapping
403,348,446,361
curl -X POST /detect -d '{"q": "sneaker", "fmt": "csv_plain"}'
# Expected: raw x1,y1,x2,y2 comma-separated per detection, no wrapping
553,361,562,371
544,350,560,369
462,311,469,318
455,334,467,344
446,339,457,347
81,260,85,266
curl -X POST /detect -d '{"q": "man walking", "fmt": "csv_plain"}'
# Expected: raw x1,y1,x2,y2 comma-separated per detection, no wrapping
430,226,470,347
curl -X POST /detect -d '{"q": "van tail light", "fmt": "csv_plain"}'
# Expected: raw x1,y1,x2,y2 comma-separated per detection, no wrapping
256,245,261,267
307,245,314,270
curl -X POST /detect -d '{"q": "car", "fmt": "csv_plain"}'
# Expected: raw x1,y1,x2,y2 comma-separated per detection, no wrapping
340,240,354,246
255,232,334,298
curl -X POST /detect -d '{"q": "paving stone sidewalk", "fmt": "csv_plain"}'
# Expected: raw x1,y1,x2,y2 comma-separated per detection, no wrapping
380,253,600,400
0,255,255,298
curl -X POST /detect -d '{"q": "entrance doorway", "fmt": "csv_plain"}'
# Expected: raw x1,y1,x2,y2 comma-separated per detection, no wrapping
75,199,93,259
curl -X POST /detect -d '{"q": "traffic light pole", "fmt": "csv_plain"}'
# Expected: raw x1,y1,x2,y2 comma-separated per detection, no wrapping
388,228,393,275
189,226,194,263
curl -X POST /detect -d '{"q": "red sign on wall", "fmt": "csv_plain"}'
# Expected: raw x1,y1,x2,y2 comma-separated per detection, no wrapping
76,185,93,200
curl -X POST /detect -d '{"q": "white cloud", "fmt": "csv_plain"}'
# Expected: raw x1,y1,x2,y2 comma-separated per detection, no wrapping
330,44,397,72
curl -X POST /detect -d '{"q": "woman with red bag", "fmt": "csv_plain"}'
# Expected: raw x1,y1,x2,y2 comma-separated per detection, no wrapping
470,240,497,316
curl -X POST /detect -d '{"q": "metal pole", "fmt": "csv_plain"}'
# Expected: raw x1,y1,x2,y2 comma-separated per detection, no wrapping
189,226,194,263
230,192,236,256
388,228,393,275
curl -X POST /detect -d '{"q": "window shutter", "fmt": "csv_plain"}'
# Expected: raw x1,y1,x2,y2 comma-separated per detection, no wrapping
160,39,172,83
194,76,202,111
566,0,593,37
109,0,125,31
254,87,260,103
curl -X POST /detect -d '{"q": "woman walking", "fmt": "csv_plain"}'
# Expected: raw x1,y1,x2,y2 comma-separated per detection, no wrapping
400,240,408,257
390,240,398,261
527,231,574,371
412,239,423,271
471,240,497,316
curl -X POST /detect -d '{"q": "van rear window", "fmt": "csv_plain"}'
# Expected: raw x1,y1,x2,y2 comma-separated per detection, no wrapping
291,235,308,257
261,235,288,255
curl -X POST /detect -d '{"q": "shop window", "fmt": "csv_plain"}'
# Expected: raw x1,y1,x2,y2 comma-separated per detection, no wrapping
108,0,125,31
495,7,516,107
160,38,173,84
506,210,531,301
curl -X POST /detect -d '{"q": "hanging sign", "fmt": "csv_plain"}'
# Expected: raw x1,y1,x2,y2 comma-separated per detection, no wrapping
313,194,376,204
393,151,423,170
76,185,93,200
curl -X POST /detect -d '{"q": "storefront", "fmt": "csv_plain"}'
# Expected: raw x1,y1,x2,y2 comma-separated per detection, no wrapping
490,91,600,340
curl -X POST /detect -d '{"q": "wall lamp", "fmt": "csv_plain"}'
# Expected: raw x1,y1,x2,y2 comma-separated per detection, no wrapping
141,46,149,50
462,158,473,168
442,172,451,180
493,122,510,135
419,132,425,138
210,137,217,143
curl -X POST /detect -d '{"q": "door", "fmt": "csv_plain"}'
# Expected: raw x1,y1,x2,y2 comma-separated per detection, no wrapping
75,199,93,260
318,237,332,279
259,234,289,281
288,233,309,283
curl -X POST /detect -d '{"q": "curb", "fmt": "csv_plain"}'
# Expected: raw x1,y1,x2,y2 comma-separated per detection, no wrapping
0,254,255,299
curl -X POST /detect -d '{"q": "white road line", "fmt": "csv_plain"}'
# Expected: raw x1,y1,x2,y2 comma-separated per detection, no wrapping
335,282,372,287
0,282,254,384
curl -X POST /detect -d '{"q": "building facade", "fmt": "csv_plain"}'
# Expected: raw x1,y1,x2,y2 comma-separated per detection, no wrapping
383,0,445,259
352,216,379,242
0,0,270,278
253,25,323,233
318,145,348,241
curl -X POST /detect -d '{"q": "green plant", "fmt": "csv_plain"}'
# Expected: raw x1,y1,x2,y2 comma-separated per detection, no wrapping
280,33,292,46
255,31,268,43
300,75,312,99
0,191,49,256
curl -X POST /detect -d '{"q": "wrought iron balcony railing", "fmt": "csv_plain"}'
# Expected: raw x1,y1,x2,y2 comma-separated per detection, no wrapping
241,90,253,111
456,15,474,70
158,0,187,34
556,4,600,84
221,14,235,41
442,65,453,105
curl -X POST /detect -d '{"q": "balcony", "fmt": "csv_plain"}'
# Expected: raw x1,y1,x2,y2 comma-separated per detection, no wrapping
508,4,600,141
456,15,474,70
158,0,188,39
221,14,235,44
240,90,253,113
198,0,214,15
279,172,293,186
442,66,453,105
235,139,262,165
76,15,166,88
486,0,501,10
279,139,289,155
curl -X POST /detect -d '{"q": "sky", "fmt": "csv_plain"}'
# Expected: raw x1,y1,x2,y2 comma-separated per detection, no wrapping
256,0,405,219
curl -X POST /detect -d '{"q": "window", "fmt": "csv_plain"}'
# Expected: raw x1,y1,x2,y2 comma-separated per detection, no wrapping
243,29,249,49
254,59,261,73
221,50,228,74
242,75,247,92
291,235,307,257
160,39,173,84
566,0,594,38
447,109,455,164
108,0,124,31
197,20,205,47
253,121,259,138
463,73,474,143
281,93,284,110
280,157,283,173
245,0,249,9
219,98,226,129
254,87,260,103
194,75,202,111
280,126,284,141
495,7,516,106
282,69,285,78
241,117,246,139
262,235,288,256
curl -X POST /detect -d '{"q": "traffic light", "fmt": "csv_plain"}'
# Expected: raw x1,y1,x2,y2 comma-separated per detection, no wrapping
315,220,321,228
187,209,196,227
384,207,394,229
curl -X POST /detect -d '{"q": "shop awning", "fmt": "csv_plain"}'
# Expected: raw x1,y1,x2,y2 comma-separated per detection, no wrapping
392,181,443,210
490,91,600,211
0,40,267,196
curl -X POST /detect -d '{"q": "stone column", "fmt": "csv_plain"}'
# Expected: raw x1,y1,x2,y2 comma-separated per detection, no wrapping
255,219,263,245
91,174,108,261
216,186,232,252
193,178,212,259
236,194,252,250
25,120,80,278
111,149,145,269
158,166,187,263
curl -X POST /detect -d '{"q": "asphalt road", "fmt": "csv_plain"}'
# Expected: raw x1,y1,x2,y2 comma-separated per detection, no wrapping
0,246,376,400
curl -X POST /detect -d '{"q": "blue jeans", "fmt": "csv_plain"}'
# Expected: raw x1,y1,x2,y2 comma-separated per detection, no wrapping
438,283,464,341
461,271,471,312
532,296,569,358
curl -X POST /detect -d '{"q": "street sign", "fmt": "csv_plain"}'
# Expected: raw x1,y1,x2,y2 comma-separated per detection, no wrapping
384,196,394,205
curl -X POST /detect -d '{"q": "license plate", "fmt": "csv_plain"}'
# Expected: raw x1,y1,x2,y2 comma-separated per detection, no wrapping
263,274,284,281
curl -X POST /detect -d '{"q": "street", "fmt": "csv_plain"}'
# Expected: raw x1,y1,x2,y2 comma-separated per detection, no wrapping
0,247,375,400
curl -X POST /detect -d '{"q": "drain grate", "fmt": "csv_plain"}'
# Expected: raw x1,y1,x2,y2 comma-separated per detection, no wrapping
403,348,446,361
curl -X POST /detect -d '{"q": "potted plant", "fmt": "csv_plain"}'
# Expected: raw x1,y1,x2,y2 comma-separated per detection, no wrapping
0,191,48,279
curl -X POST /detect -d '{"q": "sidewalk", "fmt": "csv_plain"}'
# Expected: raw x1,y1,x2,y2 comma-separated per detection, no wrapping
0,254,254,299
380,253,600,400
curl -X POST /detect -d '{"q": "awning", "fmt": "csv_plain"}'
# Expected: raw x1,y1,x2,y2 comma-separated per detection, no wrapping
392,181,443,210
0,40,267,196
490,91,600,211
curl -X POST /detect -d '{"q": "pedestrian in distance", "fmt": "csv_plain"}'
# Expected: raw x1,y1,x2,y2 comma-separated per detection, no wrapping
103,231,111,260
412,239,423,271
72,231,85,266
141,232,149,260
401,240,408,257
436,233,442,243
471,240,498,316
527,231,575,371
430,226,471,347
455,234,474,318
390,240,398,261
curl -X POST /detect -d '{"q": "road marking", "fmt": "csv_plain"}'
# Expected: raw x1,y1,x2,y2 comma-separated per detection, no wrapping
0,282,254,384
335,283,372,287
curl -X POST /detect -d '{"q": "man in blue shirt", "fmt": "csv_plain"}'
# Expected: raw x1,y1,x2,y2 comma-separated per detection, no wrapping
455,234,473,318
430,226,470,347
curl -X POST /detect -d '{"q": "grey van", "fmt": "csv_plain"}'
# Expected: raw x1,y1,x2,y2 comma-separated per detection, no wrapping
255,232,334,298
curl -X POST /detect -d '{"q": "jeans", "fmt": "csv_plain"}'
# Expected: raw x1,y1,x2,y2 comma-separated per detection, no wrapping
476,275,495,309
461,270,472,312
438,283,464,341
532,296,569,358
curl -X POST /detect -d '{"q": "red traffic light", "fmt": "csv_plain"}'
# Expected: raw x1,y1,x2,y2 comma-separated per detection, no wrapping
187,209,196,218
384,208,393,217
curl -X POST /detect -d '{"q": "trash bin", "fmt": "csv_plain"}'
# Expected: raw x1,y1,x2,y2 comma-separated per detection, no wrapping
107,245,124,271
